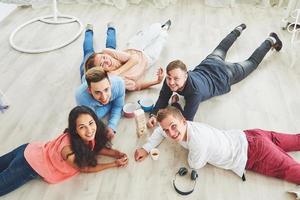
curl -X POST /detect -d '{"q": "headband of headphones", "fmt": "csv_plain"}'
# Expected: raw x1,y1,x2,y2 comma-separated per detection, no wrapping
173,167,198,195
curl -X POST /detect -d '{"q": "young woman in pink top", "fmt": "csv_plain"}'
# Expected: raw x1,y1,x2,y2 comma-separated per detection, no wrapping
0,105,128,196
84,20,171,91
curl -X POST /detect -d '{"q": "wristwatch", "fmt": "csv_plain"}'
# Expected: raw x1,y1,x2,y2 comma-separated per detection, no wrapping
149,113,156,118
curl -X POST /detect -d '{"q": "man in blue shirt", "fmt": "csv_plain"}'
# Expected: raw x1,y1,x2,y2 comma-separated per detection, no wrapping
147,24,283,128
75,67,125,140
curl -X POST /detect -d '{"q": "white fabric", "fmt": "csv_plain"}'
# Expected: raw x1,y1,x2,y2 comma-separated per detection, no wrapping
127,23,168,67
0,0,177,9
142,121,248,177
204,0,234,8
0,0,286,9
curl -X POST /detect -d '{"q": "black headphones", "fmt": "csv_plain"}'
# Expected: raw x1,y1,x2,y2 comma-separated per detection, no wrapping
173,167,198,195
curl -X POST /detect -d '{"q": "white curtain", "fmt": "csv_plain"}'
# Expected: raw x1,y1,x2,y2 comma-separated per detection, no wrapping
0,0,178,9
204,0,234,8
0,0,287,9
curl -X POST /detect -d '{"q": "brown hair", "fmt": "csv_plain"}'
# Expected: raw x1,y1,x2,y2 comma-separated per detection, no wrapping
166,60,187,73
85,67,109,88
156,106,184,122
85,53,97,72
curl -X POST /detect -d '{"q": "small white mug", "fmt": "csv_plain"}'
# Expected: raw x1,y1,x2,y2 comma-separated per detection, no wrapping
150,148,159,160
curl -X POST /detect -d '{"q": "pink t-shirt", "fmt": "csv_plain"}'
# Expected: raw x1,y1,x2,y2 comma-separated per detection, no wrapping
24,133,83,184
103,48,148,91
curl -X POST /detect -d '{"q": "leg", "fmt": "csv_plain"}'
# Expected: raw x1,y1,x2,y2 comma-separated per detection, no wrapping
126,23,162,51
143,29,168,67
245,129,300,152
208,25,245,60
105,25,117,49
80,29,95,80
225,39,272,85
0,144,40,196
245,132,300,184
0,144,31,172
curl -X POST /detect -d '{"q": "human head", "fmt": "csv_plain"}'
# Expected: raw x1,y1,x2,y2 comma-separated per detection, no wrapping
166,60,188,92
156,106,187,142
67,105,108,167
85,67,112,105
85,53,113,72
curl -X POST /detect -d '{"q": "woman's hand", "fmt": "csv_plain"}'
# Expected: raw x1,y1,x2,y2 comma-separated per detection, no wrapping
156,67,164,84
115,156,128,167
114,150,128,159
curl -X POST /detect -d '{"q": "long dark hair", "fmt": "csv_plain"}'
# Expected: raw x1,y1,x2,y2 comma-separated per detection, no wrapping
64,105,108,168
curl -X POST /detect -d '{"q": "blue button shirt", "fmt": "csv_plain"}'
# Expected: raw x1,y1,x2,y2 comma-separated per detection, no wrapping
75,76,125,131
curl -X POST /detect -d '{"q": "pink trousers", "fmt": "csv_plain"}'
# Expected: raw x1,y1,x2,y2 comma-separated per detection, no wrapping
244,129,300,184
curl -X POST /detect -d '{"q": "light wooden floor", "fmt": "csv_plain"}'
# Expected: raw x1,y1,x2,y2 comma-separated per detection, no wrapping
1,1,300,199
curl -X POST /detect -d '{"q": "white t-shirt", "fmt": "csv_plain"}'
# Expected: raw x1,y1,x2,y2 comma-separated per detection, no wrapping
143,121,248,177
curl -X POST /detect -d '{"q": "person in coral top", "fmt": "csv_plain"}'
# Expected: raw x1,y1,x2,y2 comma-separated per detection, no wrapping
82,20,171,91
0,106,128,197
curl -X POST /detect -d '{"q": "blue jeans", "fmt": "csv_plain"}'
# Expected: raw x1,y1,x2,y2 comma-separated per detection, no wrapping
207,29,272,85
0,144,40,196
79,27,117,80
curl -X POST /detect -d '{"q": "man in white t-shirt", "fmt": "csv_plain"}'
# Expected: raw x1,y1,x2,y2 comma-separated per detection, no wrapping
134,106,300,184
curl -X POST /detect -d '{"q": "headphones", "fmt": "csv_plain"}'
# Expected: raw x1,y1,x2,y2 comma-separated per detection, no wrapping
173,167,198,195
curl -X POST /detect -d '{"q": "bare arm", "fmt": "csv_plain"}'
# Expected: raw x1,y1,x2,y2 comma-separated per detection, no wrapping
98,147,127,159
138,67,164,90
61,146,128,173
102,48,139,75
111,53,139,75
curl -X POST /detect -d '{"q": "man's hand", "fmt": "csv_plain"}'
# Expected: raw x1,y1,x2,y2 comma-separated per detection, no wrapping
134,148,149,162
107,127,115,141
147,116,157,128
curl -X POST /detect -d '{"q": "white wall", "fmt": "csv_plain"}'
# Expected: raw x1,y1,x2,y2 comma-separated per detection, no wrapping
0,2,16,22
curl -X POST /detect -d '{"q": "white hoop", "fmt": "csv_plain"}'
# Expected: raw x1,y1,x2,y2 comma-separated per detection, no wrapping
9,0,83,54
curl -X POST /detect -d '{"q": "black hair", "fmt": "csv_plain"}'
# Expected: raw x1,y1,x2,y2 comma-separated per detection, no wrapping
64,105,108,168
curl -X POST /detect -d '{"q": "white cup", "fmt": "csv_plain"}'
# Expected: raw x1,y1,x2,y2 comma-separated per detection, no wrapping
150,148,159,160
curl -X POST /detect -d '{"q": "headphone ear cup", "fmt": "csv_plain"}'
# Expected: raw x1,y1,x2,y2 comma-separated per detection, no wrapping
178,167,188,176
191,170,198,180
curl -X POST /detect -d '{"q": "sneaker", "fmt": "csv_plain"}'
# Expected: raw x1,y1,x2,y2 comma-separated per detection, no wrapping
161,19,171,31
269,32,283,52
86,24,93,32
234,23,247,33
0,105,9,113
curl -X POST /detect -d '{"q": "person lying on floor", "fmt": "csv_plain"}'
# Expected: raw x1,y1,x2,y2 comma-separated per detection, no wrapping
82,20,171,91
0,105,128,197
76,67,125,140
147,24,283,128
135,106,300,184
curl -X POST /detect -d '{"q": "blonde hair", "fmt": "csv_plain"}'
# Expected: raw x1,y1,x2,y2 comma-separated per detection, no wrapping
156,106,184,122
